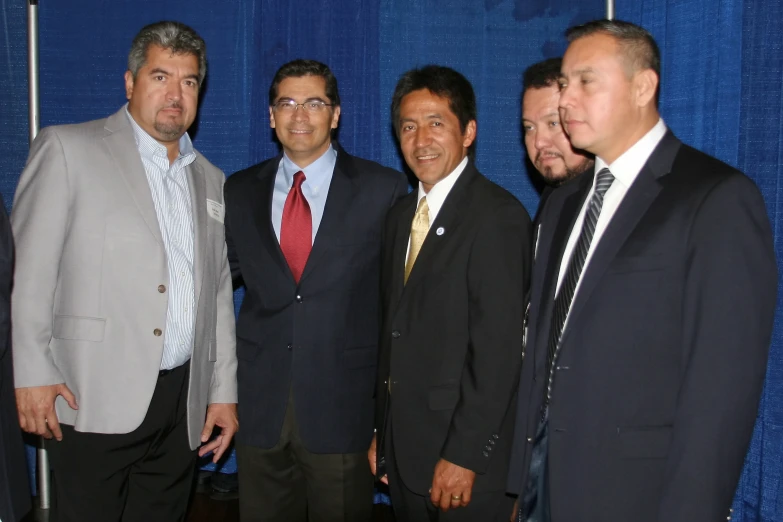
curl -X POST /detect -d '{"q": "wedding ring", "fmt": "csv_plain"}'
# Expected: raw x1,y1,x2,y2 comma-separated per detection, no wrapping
451,494,462,501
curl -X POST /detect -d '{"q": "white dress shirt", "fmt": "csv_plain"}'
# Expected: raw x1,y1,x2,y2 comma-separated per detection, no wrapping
555,119,668,305
406,156,468,263
126,106,197,370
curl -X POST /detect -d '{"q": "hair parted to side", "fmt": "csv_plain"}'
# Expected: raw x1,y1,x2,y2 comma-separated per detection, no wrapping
391,65,477,136
565,19,660,79
523,58,563,91
268,59,341,107
127,21,207,86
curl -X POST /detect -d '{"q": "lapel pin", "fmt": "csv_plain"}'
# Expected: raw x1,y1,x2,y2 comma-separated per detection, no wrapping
436,227,445,236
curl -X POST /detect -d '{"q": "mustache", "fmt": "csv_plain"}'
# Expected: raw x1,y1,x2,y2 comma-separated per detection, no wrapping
535,150,564,164
160,102,182,110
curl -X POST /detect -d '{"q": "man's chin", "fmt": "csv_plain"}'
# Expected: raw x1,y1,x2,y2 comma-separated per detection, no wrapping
154,123,186,142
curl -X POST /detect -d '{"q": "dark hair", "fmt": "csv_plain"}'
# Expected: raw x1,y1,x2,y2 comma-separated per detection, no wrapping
128,21,207,86
391,65,476,135
565,19,660,79
268,59,341,107
523,58,563,92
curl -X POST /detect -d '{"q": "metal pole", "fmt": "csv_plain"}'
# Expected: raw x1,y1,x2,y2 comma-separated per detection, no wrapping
27,0,50,510
606,0,615,20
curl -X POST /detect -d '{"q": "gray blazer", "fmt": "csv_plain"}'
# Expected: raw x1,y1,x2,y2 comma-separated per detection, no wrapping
10,108,237,449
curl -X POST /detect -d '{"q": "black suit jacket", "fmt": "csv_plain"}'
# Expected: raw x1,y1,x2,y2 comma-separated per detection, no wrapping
0,200,31,522
224,144,408,453
375,162,532,494
507,131,777,522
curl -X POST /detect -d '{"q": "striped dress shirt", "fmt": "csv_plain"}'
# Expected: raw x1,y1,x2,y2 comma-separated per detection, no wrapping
126,106,196,370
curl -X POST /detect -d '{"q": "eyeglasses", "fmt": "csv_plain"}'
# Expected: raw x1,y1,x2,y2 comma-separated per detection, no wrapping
272,99,334,113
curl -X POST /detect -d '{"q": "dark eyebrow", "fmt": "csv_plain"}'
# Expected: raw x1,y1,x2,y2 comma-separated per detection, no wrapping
148,68,171,76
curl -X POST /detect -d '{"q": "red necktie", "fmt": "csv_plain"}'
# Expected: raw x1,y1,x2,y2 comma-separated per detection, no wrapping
280,171,312,283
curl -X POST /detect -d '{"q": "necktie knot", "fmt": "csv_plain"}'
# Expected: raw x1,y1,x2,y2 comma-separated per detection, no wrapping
415,196,429,217
594,168,614,198
292,170,306,190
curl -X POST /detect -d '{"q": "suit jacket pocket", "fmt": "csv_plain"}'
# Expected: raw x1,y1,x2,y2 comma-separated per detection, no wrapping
52,315,106,342
343,345,377,369
428,386,459,411
618,425,672,459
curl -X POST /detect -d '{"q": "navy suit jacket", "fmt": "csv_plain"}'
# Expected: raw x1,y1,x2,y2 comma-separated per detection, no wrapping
224,144,407,453
0,201,31,522
376,162,532,494
507,131,777,522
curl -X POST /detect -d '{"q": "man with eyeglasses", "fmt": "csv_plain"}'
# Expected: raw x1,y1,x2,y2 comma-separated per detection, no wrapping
223,59,408,522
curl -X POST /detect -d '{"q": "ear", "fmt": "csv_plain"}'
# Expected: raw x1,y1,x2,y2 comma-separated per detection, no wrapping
331,106,341,129
269,106,276,129
124,70,134,101
462,120,477,148
634,69,658,108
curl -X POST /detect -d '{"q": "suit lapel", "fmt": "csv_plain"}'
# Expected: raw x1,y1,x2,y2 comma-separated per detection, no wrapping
389,195,417,308
252,156,291,277
299,146,357,283
561,132,681,342
532,172,594,370
102,109,163,245
400,163,476,293
187,160,208,308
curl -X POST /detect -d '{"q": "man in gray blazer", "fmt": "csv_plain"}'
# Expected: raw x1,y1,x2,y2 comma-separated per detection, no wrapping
11,21,237,522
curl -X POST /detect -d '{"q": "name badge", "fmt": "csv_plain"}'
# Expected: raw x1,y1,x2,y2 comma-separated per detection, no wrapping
207,199,225,224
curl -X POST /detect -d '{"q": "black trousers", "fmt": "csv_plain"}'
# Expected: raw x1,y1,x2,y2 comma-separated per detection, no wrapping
237,389,373,522
47,363,196,522
384,415,514,522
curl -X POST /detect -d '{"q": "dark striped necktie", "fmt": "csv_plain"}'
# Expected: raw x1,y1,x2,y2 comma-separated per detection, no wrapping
544,167,615,406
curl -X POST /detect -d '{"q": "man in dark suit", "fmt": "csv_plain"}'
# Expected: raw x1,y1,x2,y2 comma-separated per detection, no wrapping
0,200,30,522
370,65,531,521
224,59,408,522
507,20,777,522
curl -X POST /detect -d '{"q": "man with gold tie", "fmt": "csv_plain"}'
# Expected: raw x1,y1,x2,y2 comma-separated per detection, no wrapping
369,65,532,521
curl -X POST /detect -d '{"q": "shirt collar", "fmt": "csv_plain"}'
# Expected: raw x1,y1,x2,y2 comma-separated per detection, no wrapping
416,156,469,220
594,118,667,188
124,104,196,165
282,144,337,195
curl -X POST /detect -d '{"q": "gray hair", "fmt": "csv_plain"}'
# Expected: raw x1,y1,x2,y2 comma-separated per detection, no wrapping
127,21,207,86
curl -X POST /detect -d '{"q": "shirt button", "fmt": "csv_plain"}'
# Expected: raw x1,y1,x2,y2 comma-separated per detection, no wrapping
296,295,303,303
391,330,401,339
158,285,166,293
153,329,162,336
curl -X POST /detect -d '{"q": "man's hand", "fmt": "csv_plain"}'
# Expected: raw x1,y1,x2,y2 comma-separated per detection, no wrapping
367,434,388,485
510,498,519,521
16,384,78,441
198,403,238,463
430,458,476,512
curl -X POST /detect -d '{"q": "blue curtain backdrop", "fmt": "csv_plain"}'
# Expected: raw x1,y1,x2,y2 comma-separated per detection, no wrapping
1,0,782,519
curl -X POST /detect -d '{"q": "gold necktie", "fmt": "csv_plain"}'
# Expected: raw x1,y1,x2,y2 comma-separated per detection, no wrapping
404,196,430,284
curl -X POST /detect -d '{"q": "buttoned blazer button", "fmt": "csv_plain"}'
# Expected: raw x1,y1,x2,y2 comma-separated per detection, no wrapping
526,437,533,443
153,328,162,336
295,295,303,303
286,343,293,350
158,285,166,293
482,451,489,457
391,330,401,339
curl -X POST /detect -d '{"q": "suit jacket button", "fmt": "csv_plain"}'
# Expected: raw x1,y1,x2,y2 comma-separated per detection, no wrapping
526,437,533,443
492,434,499,440
295,295,303,303
286,343,293,350
484,445,492,452
391,330,401,339
153,328,162,336
158,285,166,293
482,451,489,457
